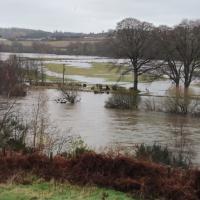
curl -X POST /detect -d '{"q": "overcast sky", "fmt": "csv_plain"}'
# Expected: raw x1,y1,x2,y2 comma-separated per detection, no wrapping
0,0,199,33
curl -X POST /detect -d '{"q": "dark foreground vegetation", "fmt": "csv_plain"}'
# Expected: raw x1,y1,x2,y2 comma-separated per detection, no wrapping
0,151,199,200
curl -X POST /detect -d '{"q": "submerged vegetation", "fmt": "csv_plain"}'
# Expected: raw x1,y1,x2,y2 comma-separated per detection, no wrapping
60,83,81,104
105,89,140,109
143,87,200,116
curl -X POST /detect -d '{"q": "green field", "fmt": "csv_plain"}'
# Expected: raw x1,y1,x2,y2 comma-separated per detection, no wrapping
0,182,134,200
45,62,155,83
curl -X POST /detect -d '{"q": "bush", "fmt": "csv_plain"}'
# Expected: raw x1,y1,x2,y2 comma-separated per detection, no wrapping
60,136,91,158
9,84,27,97
142,87,200,117
143,97,157,111
0,112,28,152
105,90,140,109
164,87,200,115
0,152,198,199
0,56,27,97
135,143,191,168
60,83,81,104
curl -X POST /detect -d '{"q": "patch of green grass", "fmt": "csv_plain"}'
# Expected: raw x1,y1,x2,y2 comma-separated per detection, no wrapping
45,62,153,83
0,182,135,200
45,75,67,82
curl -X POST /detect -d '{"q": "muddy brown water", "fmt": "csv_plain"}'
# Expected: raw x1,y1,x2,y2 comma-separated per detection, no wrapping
1,52,200,163
10,89,200,164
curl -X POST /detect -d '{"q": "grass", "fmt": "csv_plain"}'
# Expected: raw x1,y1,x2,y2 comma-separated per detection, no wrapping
0,182,134,200
45,62,155,83
45,75,73,82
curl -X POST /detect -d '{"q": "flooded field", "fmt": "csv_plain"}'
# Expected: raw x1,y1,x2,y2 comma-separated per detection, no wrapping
0,52,124,66
1,52,200,163
1,52,200,95
13,89,200,163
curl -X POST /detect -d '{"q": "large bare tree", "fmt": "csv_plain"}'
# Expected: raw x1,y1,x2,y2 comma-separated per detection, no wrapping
173,20,200,89
156,26,183,88
113,18,156,91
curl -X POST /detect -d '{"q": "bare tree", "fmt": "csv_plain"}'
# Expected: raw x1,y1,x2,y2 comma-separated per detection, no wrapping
112,18,157,91
156,26,183,88
172,20,200,89
31,92,49,149
0,55,26,97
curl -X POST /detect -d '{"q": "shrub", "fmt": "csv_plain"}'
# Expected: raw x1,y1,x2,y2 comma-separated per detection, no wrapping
0,152,198,199
105,90,140,109
0,56,27,97
142,87,200,116
135,143,191,168
163,87,200,116
8,84,27,97
0,112,28,152
143,97,157,111
60,83,81,104
60,136,91,158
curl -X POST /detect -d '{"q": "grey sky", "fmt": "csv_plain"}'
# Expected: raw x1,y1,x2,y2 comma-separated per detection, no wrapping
0,0,199,33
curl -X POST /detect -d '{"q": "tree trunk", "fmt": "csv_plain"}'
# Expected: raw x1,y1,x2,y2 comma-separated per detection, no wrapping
184,81,190,89
133,70,138,91
183,87,189,114
175,79,180,89
184,65,190,89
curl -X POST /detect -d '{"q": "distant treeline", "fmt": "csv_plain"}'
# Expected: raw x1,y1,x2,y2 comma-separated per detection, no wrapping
0,27,114,56
0,40,114,57
0,27,108,40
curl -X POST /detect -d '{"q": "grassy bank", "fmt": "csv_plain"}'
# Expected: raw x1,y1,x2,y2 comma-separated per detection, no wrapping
0,152,198,200
0,182,133,200
45,62,156,83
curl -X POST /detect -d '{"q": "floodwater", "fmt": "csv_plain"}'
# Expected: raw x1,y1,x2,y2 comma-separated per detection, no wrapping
1,52,200,163
15,89,200,164
0,52,125,66
1,52,200,95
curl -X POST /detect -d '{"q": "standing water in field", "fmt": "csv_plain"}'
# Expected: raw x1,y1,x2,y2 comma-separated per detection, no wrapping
13,89,200,164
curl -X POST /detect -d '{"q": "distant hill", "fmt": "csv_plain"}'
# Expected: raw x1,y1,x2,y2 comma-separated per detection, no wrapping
0,28,51,40
0,27,109,40
0,27,113,57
